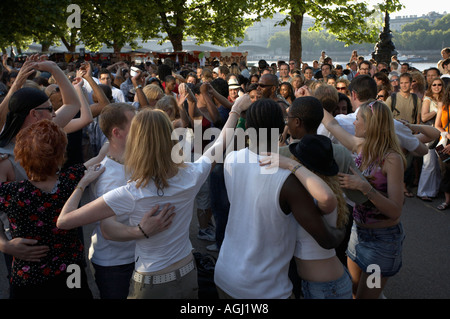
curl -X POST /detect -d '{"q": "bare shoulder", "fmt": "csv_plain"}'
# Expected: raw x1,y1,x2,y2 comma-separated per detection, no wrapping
383,151,405,172
0,158,15,182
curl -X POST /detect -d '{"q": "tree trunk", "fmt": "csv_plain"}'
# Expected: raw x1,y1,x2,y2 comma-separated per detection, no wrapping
289,13,304,66
41,41,50,53
60,37,76,52
169,32,183,52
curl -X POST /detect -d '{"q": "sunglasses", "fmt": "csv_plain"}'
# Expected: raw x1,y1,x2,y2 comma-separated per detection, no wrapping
336,87,347,91
376,95,385,99
432,83,443,87
34,107,54,113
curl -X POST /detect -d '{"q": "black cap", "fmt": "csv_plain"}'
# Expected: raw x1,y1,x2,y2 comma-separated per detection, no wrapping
0,87,49,147
289,134,339,176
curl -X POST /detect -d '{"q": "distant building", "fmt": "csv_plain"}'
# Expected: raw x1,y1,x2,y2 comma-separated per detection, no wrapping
390,11,447,32
245,12,314,45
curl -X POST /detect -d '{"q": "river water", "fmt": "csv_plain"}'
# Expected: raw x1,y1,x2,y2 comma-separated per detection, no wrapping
248,61,439,72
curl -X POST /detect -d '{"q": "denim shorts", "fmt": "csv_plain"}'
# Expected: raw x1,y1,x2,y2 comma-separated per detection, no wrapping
301,267,353,299
346,222,405,277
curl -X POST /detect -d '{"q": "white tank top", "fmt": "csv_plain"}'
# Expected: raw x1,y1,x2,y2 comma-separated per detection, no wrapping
214,148,296,299
294,206,337,260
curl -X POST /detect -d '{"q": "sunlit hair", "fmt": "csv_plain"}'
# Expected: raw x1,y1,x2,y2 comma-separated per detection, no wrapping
358,100,406,170
291,153,349,228
99,103,136,140
155,95,180,121
14,119,67,181
124,109,183,193
425,78,445,101
314,84,339,114
143,84,164,101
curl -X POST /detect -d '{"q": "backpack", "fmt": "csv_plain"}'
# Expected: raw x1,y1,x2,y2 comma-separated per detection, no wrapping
390,92,419,124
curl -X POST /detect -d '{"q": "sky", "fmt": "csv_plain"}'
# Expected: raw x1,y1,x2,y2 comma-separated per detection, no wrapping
365,0,447,17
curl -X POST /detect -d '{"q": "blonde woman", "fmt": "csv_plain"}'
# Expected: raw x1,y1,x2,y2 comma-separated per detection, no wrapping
56,95,252,299
417,78,445,201
321,100,406,299
142,84,164,107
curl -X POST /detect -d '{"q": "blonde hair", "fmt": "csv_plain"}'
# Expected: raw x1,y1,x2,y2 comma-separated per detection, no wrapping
358,100,406,170
125,109,183,193
142,84,164,101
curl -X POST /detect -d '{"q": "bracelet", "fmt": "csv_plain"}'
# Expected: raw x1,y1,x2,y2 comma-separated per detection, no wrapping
75,185,84,192
290,164,302,174
229,110,240,117
137,223,149,238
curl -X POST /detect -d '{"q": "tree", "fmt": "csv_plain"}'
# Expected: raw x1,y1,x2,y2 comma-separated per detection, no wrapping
78,0,160,55
401,18,431,32
147,0,263,51
257,0,404,65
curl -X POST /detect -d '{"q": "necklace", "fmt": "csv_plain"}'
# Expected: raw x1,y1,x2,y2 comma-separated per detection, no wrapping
107,154,124,165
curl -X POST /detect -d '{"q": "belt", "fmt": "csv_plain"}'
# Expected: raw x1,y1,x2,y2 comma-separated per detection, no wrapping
132,260,195,285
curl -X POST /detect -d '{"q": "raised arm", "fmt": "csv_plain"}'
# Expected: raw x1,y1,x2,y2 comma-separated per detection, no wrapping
131,70,150,109
322,108,363,153
63,76,93,134
203,94,252,170
0,56,37,128
199,83,222,127
175,83,195,128
32,57,81,128
81,62,111,117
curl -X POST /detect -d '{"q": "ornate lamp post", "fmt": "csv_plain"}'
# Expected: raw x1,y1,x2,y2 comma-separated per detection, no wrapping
372,10,398,65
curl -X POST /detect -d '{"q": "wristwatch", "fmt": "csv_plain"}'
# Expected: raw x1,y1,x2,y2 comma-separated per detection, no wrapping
134,84,142,90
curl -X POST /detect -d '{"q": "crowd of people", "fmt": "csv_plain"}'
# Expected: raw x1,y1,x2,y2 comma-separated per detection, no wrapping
0,46,448,300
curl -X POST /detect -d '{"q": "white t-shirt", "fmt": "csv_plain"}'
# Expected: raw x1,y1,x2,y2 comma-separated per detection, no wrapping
88,157,135,267
112,86,126,103
214,148,296,299
103,156,211,272
317,107,420,153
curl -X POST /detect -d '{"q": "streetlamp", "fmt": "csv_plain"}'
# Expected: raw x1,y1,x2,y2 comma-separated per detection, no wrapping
372,10,398,65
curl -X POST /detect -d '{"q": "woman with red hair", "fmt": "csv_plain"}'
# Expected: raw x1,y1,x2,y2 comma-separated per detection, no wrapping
0,120,107,299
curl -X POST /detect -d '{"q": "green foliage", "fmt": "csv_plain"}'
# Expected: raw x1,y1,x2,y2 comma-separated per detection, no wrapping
401,18,431,32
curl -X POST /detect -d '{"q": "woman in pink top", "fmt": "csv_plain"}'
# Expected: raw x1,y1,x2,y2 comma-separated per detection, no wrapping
321,100,406,299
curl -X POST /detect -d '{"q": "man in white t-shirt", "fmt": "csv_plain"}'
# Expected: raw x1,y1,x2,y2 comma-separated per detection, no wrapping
317,75,429,157
87,102,136,299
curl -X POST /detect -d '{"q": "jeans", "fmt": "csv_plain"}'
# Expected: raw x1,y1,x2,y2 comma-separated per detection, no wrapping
346,222,405,277
209,163,230,249
92,262,134,299
301,267,352,299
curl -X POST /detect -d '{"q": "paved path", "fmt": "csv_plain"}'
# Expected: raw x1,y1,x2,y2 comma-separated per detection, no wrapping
1,192,449,299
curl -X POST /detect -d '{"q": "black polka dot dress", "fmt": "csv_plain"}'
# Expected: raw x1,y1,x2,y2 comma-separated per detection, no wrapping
0,164,86,287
